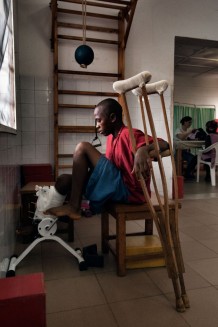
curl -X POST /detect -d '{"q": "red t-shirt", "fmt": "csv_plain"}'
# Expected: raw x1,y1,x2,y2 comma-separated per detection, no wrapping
105,126,154,203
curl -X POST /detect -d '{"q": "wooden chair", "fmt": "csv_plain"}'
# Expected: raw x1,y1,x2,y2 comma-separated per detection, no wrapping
101,193,182,274
101,72,189,312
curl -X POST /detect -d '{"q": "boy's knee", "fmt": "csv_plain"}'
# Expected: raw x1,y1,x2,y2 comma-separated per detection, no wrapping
75,141,92,153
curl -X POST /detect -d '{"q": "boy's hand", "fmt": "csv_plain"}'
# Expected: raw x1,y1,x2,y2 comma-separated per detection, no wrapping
132,146,152,180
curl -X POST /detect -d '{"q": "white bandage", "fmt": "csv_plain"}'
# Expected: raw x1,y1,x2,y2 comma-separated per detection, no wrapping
113,71,151,94
33,185,66,220
132,80,168,97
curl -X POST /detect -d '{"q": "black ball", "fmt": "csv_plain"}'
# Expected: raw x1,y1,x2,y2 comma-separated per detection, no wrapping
75,45,94,68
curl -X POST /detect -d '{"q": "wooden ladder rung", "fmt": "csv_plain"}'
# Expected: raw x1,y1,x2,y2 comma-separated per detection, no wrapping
57,22,118,34
58,0,128,11
58,126,96,133
58,34,119,45
58,90,118,97
58,69,121,78
58,104,95,109
57,8,119,21
57,165,73,169
58,154,73,158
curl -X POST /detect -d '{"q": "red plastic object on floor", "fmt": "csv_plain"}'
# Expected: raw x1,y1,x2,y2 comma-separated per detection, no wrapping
172,176,184,199
0,273,46,327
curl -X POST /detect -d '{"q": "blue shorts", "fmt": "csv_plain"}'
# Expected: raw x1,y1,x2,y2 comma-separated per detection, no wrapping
85,155,129,213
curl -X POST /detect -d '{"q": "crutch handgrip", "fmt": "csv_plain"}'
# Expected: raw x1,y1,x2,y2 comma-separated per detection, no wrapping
146,80,168,95
132,80,168,97
113,71,151,94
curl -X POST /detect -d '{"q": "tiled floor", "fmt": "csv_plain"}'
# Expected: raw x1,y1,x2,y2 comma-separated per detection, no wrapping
15,176,218,327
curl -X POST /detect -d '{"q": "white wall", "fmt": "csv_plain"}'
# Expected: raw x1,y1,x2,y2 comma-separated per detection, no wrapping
174,74,218,118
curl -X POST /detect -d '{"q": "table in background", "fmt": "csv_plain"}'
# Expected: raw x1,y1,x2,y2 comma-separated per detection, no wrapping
174,140,205,176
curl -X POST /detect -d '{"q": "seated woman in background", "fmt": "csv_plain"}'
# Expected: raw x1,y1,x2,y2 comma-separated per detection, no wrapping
174,116,197,180
202,120,218,182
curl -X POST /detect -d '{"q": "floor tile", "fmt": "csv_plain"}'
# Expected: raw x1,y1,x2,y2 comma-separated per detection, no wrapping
96,270,161,303
46,275,106,313
147,264,210,294
187,257,218,285
47,304,118,327
181,240,218,261
110,296,189,327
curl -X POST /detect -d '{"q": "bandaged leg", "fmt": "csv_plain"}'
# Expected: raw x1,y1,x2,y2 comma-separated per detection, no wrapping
33,185,66,221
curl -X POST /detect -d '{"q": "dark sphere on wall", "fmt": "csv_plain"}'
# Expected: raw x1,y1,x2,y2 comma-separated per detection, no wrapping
75,45,94,68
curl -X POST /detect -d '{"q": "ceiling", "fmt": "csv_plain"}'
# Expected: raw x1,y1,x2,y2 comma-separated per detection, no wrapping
174,37,218,78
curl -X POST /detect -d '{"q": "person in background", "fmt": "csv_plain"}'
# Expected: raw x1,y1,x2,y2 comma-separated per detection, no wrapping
174,116,197,180
201,120,218,182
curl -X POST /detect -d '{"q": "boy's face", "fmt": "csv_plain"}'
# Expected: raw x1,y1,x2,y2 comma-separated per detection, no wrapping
94,106,114,136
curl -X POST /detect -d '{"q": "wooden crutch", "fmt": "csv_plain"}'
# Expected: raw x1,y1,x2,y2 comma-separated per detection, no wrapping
113,72,187,312
132,81,190,309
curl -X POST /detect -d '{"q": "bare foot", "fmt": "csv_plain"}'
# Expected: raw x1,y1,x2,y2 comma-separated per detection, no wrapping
44,204,81,220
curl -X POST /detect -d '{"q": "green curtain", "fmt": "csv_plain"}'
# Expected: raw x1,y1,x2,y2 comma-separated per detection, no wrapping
174,104,215,136
195,106,215,130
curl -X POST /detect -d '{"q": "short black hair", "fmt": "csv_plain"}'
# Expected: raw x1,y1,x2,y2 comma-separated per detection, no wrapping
180,116,192,125
206,120,217,134
96,98,123,121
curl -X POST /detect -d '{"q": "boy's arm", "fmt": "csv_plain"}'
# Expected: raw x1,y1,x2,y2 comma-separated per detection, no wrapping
132,140,169,180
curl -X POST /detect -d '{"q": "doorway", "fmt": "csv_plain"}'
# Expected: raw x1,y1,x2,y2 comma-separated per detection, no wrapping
174,36,218,196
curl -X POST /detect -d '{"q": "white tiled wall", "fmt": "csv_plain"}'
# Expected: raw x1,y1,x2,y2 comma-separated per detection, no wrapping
20,76,54,165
